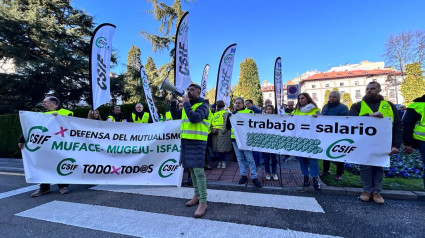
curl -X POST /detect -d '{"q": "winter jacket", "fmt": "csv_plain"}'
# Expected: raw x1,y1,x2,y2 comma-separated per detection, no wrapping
211,109,232,153
322,102,349,116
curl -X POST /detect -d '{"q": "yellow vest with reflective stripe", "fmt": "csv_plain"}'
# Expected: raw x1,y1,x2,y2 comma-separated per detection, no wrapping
165,111,173,120
181,102,211,141
292,108,319,116
45,108,73,116
132,112,150,123
408,102,425,141
108,115,125,122
359,100,394,122
231,109,253,139
212,110,226,129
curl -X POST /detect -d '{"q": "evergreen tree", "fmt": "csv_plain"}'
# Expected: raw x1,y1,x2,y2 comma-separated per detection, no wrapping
342,93,353,109
0,0,95,113
401,62,425,105
124,46,143,103
205,87,216,105
233,58,263,107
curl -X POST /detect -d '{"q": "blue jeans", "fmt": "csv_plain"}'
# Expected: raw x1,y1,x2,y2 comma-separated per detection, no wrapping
419,141,425,188
262,152,277,174
253,151,262,166
232,142,257,179
297,157,319,177
217,152,226,162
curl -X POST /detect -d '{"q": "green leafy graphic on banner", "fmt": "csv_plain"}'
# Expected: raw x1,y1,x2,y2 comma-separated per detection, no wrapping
246,133,323,154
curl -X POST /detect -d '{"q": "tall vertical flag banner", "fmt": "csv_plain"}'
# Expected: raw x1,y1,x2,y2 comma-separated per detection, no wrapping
215,44,237,107
201,64,209,98
141,66,159,123
90,23,116,110
174,12,191,91
274,57,284,115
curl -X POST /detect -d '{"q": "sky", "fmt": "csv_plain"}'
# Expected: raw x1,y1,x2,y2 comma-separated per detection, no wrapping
72,0,425,90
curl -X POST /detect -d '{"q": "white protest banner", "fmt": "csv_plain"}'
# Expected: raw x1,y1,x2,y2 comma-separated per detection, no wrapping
201,64,209,98
90,23,116,110
216,44,237,107
19,111,183,186
274,57,283,114
230,113,392,167
141,65,159,122
174,12,191,91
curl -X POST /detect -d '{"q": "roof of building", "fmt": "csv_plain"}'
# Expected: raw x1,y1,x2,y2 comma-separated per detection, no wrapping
303,69,401,82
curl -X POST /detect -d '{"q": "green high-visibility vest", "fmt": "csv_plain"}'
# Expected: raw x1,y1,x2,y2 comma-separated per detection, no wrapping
359,100,394,122
132,112,150,123
408,102,425,141
180,102,212,141
212,110,227,129
292,108,319,116
45,108,73,116
165,111,173,120
231,109,253,139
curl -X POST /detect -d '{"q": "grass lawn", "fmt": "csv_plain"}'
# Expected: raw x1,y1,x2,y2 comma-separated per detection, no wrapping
318,162,425,191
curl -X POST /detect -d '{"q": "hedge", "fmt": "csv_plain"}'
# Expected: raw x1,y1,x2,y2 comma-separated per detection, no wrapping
0,102,170,158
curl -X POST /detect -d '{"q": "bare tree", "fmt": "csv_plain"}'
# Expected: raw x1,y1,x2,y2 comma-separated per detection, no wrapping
384,30,425,74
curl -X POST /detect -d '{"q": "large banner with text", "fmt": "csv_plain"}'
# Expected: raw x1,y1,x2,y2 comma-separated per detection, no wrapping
19,111,183,186
230,113,392,167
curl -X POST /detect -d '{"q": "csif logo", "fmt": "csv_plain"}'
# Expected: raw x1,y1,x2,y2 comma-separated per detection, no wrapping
158,159,180,178
95,37,109,49
178,22,188,35
57,158,78,176
25,126,51,152
326,139,357,159
223,53,234,66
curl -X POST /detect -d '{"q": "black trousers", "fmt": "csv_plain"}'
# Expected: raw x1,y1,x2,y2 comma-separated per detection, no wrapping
322,161,344,176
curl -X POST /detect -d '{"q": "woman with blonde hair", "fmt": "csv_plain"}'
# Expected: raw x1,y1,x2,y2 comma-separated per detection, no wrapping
87,110,102,120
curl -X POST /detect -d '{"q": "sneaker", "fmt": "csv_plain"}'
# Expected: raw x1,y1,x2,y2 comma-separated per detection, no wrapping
31,189,50,197
239,176,248,184
217,162,222,168
60,187,69,195
272,174,278,181
359,192,372,202
221,162,226,169
252,178,262,188
373,193,385,204
312,177,321,191
335,175,342,181
303,176,310,187
265,174,271,180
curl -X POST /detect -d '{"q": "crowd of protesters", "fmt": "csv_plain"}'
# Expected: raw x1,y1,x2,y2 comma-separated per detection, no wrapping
18,81,425,218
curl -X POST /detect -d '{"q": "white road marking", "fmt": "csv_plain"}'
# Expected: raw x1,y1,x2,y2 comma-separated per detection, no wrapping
16,201,340,238
0,171,25,176
0,185,39,200
91,185,324,213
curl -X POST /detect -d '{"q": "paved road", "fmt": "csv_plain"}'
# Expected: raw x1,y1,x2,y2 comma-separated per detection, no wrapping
1,170,424,238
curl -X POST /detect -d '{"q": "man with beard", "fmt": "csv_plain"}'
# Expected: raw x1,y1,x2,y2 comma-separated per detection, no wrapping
349,81,401,204
171,83,211,218
130,103,152,123
107,106,126,122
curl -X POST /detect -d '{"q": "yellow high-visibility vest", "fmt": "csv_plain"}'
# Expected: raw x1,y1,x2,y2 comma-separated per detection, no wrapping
212,110,227,129
408,102,425,141
45,108,73,116
132,112,150,123
180,102,212,141
359,100,394,122
292,108,319,116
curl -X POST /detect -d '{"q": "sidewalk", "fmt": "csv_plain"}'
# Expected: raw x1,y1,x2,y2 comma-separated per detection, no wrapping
1,157,424,201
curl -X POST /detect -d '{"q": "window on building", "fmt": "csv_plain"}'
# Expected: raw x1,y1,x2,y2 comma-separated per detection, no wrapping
340,82,344,86
356,90,361,99
389,89,395,98
312,93,318,101
341,91,345,95
312,85,316,88
325,84,329,87
355,81,359,85
269,93,272,97
372,79,377,82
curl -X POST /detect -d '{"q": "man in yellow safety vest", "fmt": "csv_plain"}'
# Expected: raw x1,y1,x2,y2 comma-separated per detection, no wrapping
130,103,151,123
402,94,425,189
349,81,401,204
